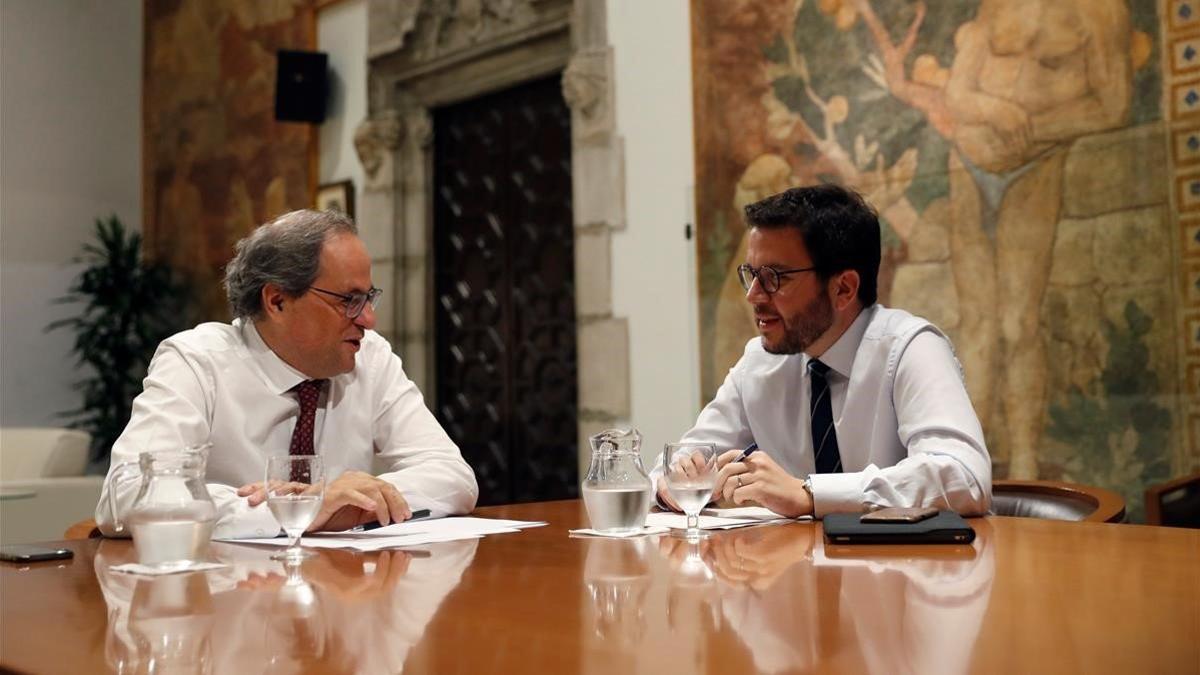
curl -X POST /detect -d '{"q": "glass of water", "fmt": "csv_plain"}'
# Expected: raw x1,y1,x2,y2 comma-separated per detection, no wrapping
663,443,717,540
266,455,325,561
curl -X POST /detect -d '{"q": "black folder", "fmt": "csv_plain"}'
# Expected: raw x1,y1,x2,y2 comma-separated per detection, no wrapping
822,510,976,545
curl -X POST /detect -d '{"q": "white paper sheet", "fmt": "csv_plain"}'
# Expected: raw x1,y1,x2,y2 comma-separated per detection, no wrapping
219,516,546,551
109,561,228,575
702,506,807,522
645,510,796,531
568,526,670,538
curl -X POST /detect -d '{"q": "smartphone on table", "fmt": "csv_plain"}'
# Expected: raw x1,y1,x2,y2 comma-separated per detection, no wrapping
0,544,74,563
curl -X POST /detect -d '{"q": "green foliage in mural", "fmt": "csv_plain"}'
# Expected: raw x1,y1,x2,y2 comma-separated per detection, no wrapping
1130,0,1162,125
1046,300,1172,522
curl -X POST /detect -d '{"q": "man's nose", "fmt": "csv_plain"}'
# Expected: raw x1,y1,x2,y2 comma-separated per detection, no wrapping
355,301,378,330
745,275,768,303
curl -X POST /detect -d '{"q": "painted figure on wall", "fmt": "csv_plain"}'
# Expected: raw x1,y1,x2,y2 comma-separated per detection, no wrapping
944,0,1132,478
693,0,1177,515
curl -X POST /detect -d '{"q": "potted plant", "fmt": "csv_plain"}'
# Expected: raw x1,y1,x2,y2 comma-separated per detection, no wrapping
47,216,191,468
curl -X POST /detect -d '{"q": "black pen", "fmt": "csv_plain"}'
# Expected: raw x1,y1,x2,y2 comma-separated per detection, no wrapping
356,509,431,532
735,442,759,462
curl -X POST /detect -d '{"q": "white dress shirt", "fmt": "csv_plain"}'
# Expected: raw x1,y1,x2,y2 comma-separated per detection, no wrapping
663,304,991,516
96,319,478,538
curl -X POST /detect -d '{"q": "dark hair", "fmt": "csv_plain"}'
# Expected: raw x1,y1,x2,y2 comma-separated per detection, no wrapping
224,209,358,319
743,184,880,306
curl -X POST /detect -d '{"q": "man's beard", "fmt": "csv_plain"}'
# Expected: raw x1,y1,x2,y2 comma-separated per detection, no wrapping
759,292,834,355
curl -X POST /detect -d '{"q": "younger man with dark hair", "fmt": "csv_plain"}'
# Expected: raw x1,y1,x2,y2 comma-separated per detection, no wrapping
657,184,991,517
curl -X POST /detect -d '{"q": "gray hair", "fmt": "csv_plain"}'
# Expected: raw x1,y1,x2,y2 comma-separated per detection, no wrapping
223,209,358,319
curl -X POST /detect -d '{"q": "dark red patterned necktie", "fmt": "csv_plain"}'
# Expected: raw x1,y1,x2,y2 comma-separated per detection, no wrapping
288,379,325,482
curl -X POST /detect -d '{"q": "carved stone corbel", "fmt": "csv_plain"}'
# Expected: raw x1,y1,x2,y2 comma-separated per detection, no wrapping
353,111,404,186
561,47,613,143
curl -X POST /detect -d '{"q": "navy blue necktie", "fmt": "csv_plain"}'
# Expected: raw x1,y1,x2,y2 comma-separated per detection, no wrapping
809,359,842,474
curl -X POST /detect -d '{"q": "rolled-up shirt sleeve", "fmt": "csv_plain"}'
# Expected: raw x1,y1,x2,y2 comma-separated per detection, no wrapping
95,342,281,539
809,332,992,517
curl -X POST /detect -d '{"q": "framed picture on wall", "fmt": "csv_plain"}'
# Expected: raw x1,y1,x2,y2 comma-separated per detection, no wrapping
316,180,355,219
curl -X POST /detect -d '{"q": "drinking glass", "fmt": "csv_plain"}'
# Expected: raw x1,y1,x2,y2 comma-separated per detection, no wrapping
266,455,325,561
662,443,717,540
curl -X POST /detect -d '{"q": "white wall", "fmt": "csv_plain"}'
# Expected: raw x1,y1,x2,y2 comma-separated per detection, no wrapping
0,0,143,427
317,0,367,208
607,1,700,458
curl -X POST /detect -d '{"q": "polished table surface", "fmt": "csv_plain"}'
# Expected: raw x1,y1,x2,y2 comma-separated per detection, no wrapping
1,500,1197,674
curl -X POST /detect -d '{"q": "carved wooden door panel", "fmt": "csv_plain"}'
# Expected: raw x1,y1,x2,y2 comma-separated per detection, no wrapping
432,75,578,505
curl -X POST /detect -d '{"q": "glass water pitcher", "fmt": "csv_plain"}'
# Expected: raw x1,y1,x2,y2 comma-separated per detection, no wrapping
107,445,217,569
581,428,653,534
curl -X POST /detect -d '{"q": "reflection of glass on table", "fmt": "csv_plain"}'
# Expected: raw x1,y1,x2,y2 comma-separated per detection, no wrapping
265,561,326,672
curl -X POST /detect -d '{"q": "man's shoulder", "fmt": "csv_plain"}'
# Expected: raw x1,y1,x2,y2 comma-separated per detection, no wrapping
862,305,942,342
160,321,245,354
355,330,402,369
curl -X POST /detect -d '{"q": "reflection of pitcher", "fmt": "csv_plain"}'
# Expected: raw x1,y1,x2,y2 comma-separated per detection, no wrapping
126,573,215,675
583,538,652,648
107,446,217,569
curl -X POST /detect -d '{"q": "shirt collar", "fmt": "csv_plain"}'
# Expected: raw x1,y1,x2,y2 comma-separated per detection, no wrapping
804,304,875,379
237,318,309,395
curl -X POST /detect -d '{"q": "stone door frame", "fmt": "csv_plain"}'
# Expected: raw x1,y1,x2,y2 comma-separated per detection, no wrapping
355,0,629,472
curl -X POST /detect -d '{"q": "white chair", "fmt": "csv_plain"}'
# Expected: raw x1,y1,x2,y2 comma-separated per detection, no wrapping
0,428,105,544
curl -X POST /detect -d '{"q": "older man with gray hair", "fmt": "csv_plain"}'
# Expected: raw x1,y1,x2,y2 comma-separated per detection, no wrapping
96,210,477,538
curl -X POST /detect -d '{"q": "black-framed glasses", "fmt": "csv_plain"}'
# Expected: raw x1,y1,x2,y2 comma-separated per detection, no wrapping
308,286,383,319
737,264,816,294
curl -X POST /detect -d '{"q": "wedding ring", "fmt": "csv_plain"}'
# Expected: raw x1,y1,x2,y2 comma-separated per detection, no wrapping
736,475,743,488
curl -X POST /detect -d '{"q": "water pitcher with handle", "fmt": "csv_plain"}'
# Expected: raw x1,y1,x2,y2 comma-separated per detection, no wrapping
107,444,217,569
581,428,653,534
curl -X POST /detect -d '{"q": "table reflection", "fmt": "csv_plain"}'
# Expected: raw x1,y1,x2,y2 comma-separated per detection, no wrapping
583,537,653,649
95,538,477,673
707,521,995,674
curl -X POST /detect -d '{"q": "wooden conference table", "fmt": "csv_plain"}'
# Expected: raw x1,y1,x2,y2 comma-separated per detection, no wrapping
1,500,1196,674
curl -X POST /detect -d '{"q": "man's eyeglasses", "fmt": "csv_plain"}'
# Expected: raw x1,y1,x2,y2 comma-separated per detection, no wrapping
308,286,383,319
737,264,816,294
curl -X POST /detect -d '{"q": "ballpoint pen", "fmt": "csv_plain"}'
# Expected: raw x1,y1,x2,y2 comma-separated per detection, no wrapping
735,442,759,462
353,509,432,532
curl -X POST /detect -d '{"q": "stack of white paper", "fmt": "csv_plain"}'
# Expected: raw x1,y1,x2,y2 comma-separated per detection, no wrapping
646,507,799,531
223,516,546,551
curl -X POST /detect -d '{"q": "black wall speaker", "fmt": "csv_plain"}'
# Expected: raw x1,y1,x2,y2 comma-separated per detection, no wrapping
275,50,328,124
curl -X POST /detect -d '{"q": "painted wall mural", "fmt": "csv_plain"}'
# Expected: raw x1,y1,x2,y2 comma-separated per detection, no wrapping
144,0,315,317
692,0,1196,521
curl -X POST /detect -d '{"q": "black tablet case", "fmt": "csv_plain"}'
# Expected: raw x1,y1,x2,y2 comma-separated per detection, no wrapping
822,510,976,544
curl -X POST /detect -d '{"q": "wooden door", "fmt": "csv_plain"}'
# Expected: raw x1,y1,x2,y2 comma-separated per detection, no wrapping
432,75,578,505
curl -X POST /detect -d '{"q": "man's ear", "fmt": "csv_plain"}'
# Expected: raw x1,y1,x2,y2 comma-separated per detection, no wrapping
831,270,860,312
261,284,288,318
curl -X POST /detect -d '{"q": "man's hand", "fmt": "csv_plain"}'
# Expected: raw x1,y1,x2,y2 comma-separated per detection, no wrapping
308,471,411,532
713,450,813,518
238,470,412,531
707,524,816,591
236,479,308,507
657,449,712,512
655,476,683,512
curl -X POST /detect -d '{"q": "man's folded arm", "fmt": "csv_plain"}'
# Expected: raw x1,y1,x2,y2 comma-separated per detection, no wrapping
650,365,754,504
372,354,479,517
